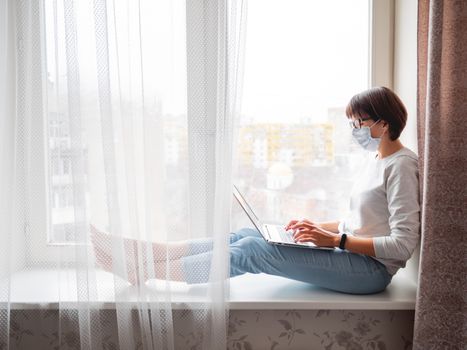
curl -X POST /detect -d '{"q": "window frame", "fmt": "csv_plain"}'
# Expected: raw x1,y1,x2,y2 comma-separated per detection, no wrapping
28,0,395,265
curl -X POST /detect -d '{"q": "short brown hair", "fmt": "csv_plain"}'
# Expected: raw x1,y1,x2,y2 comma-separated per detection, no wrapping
345,86,407,140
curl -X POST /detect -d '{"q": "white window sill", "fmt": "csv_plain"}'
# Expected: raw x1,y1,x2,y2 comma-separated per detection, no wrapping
1,268,416,310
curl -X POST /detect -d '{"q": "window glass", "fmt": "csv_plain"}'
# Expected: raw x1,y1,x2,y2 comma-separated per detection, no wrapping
43,0,188,243
43,0,370,243
233,0,370,230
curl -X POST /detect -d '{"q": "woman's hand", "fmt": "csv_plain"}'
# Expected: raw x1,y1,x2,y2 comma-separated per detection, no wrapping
285,219,339,248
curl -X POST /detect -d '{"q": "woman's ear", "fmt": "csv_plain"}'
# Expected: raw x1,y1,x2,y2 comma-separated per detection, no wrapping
380,121,389,136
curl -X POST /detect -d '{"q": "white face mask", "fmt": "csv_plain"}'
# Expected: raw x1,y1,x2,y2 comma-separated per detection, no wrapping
352,119,381,151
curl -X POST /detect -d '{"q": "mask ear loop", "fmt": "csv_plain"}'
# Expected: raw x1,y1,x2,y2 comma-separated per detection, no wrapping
368,119,381,129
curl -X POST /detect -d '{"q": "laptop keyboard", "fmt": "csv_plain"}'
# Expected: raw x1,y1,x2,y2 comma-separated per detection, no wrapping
276,226,295,243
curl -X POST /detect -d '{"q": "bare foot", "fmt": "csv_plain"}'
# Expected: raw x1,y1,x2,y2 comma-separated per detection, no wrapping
90,225,146,285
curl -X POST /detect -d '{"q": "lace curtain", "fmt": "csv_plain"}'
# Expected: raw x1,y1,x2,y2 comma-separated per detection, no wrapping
0,0,247,349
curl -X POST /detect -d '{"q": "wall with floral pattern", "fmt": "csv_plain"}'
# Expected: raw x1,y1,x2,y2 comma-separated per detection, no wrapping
3,309,414,349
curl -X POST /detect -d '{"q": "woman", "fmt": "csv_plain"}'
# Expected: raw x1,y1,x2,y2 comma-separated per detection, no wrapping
92,86,420,295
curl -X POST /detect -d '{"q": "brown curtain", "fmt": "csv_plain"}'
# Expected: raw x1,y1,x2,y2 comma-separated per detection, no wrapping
414,1,467,349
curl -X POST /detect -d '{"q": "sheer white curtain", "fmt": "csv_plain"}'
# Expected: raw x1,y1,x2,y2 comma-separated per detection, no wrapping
0,0,246,349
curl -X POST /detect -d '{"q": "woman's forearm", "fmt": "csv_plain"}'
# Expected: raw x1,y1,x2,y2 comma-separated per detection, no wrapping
318,221,340,233
319,221,376,256
335,234,376,257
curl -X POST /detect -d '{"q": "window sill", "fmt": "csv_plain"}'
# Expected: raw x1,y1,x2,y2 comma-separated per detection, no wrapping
1,268,416,310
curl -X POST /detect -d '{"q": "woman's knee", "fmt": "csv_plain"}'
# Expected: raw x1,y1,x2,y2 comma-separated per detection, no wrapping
232,236,264,251
235,227,262,239
229,237,267,276
230,237,266,262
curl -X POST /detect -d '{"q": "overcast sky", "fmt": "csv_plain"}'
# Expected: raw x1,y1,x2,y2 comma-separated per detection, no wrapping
45,0,369,123
241,0,369,123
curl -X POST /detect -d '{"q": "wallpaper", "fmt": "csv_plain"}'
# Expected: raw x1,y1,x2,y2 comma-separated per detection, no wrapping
4,309,414,350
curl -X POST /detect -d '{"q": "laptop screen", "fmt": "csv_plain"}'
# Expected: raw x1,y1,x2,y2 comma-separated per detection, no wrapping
233,185,263,232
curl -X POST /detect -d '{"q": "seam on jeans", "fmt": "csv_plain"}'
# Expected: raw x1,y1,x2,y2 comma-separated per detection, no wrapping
242,251,385,277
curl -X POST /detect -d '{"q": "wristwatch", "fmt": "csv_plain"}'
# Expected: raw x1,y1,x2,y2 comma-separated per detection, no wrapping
339,233,347,250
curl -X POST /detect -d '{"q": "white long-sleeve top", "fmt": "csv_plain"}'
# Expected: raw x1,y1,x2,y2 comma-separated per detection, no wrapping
338,147,421,275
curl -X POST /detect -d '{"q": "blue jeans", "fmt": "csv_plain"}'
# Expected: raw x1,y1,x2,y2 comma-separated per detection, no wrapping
181,228,392,295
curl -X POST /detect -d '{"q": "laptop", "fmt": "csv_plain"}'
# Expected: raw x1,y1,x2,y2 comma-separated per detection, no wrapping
233,185,334,250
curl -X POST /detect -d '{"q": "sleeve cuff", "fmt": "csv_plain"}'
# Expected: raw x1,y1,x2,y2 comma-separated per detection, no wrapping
372,236,384,258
